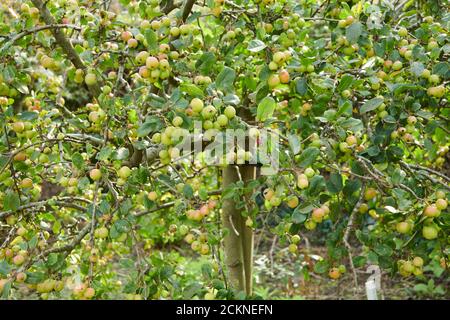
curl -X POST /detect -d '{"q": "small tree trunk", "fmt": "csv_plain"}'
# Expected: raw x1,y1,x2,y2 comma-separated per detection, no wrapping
221,164,256,295
222,165,245,292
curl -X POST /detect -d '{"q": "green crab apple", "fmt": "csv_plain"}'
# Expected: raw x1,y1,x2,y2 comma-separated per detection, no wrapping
85,73,97,85
423,204,440,217
422,225,438,240
201,105,217,119
224,106,236,119
117,166,132,179
89,169,102,181
436,198,447,210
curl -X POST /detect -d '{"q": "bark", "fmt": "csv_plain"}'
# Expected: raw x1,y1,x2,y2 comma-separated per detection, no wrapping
221,164,256,295
221,166,246,292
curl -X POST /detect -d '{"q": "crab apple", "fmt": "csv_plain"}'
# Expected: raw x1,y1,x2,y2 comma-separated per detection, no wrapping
13,152,27,161
272,51,285,64
345,135,357,146
291,235,301,244
268,61,278,70
422,225,438,240
20,178,33,188
16,227,27,237
207,200,217,209
328,268,341,280
224,106,236,119
421,69,431,79
364,188,377,201
127,38,138,48
304,167,315,178
398,27,408,37
263,188,274,200
407,116,417,125
201,105,217,119
139,66,150,78
312,207,325,223
85,73,97,85
392,61,403,71
297,175,309,189
270,196,281,207
268,74,280,87
436,198,447,210
13,254,25,266
148,191,158,201
89,168,102,181
12,121,25,133
190,98,204,113
170,26,180,37
16,272,27,283
217,114,228,127
146,56,159,69
279,69,290,83
424,204,440,217
288,244,298,253
341,89,352,98
121,31,133,42
396,221,411,234
95,227,109,239
84,287,96,299
200,244,210,255
172,116,183,127
117,166,132,179
427,86,445,98
286,196,299,208
413,257,424,268
249,127,260,139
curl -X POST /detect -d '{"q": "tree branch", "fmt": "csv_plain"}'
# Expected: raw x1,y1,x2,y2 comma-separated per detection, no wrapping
181,0,196,22
343,182,366,289
30,0,101,97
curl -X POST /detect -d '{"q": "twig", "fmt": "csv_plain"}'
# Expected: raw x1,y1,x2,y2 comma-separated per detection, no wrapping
0,24,81,53
343,182,366,289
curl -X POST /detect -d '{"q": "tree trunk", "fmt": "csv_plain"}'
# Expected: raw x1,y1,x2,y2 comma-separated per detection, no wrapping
221,164,256,295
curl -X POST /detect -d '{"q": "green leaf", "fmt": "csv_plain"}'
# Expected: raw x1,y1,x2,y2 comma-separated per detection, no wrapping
3,191,20,211
374,244,393,257
144,29,158,51
287,134,301,155
297,147,320,168
96,146,113,161
326,173,343,194
248,39,266,52
346,22,362,43
338,117,363,132
72,152,84,169
433,62,449,77
295,78,308,95
195,52,216,75
0,260,12,276
360,97,384,113
410,62,425,77
19,111,38,121
337,74,354,91
180,83,204,97
256,96,276,121
183,184,194,199
137,117,162,137
313,260,329,274
292,206,308,224
216,66,236,93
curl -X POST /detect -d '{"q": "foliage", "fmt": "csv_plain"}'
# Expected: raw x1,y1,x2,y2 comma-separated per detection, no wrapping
0,0,449,300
